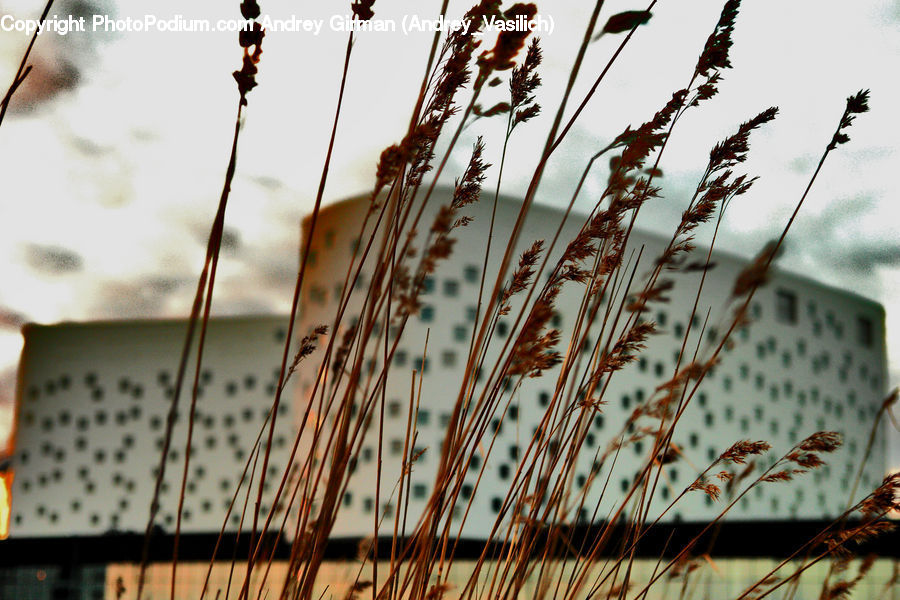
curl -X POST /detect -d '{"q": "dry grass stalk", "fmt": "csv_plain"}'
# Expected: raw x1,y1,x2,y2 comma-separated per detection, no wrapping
5,0,878,598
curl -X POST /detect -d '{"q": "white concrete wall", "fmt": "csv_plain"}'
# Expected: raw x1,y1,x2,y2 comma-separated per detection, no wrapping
10,316,296,536
8,192,888,542
295,192,887,538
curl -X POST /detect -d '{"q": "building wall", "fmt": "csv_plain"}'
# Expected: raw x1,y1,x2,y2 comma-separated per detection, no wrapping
295,193,888,538
7,193,889,543
10,316,296,537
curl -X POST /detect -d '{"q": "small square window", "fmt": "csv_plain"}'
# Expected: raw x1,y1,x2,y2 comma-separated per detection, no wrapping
442,350,457,367
538,391,550,407
420,305,435,322
857,316,873,348
497,321,509,337
443,280,459,297
464,265,479,283
775,289,797,324
388,401,402,417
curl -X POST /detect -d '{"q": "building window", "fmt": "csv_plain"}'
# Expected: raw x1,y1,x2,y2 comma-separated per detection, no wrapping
309,285,326,304
443,280,459,297
464,265,479,283
775,289,797,324
857,316,873,347
441,350,457,367
538,391,550,407
465,306,477,322
497,320,509,337
420,305,435,322
453,325,468,342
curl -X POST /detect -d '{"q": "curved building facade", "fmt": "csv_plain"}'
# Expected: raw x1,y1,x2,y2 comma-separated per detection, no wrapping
295,192,888,538
9,316,296,537
6,193,889,544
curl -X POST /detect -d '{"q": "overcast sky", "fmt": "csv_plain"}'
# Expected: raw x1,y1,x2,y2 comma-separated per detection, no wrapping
1,0,898,469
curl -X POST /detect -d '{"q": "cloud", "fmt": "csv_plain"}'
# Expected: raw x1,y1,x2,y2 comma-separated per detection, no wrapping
4,55,79,114
839,244,900,274
0,309,26,330
85,279,179,318
784,195,895,277
2,0,108,113
221,227,240,253
25,244,83,274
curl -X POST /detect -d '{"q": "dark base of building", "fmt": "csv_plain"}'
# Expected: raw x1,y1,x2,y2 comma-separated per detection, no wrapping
4,520,898,567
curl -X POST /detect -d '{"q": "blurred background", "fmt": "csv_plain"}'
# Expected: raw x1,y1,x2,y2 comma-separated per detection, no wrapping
1,0,898,472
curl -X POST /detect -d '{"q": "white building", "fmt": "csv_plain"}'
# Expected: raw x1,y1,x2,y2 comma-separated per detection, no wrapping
7,192,888,543
295,192,888,537
10,316,296,537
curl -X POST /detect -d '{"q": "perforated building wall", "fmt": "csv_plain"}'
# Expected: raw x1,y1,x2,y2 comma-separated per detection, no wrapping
10,316,295,537
8,195,889,542
295,193,888,538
